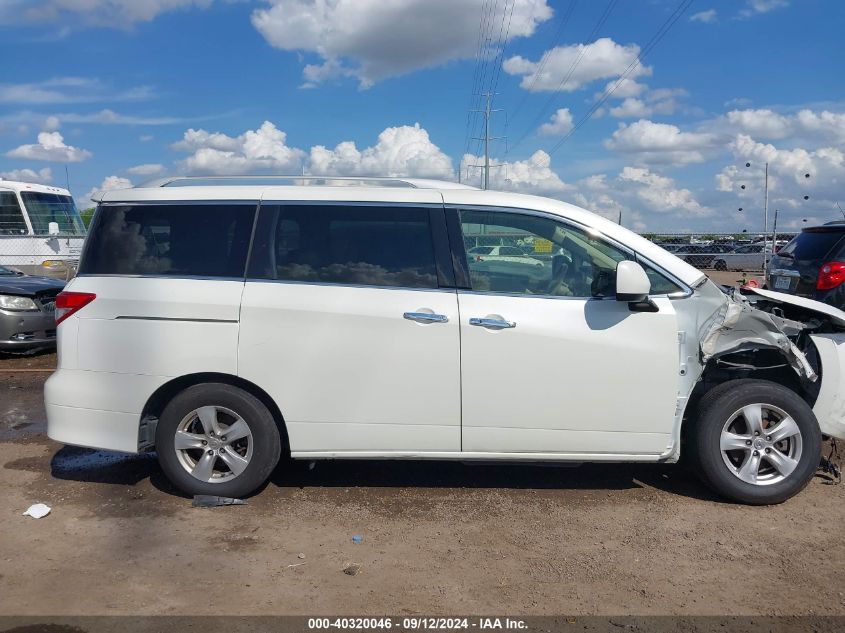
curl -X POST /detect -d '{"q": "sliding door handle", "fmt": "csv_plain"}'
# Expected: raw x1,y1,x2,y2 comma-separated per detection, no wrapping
469,317,516,329
404,312,449,323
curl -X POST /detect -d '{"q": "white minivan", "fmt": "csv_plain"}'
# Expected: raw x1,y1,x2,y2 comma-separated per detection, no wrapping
46,176,845,504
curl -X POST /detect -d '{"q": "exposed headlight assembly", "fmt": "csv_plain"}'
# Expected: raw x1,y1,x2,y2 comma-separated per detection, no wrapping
0,295,39,311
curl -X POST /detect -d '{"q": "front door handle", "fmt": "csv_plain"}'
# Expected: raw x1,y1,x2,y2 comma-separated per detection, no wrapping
404,312,449,323
469,317,516,329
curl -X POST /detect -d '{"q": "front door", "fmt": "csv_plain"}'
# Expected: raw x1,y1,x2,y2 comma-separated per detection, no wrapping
453,207,681,457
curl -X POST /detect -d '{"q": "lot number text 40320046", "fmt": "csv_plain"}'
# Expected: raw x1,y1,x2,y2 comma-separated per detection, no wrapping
307,618,528,630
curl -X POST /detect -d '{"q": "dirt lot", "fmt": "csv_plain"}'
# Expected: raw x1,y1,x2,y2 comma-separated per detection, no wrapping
1,346,844,618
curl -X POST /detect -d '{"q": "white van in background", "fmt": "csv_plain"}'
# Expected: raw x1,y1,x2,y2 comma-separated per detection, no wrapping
45,176,845,505
0,180,87,279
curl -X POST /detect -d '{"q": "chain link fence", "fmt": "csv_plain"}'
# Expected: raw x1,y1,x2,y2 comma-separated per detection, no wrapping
0,234,83,280
464,231,797,273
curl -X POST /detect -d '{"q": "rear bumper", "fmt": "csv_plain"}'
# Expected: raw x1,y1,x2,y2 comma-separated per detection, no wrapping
45,369,168,453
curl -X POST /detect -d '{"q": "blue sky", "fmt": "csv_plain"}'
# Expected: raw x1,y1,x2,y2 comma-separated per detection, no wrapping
0,0,843,232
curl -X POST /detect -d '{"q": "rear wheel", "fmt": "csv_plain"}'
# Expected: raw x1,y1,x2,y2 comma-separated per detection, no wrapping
688,379,821,505
156,383,281,498
714,259,727,271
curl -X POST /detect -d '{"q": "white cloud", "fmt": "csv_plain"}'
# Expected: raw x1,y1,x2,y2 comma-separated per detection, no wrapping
538,108,573,137
126,163,166,177
252,0,551,88
7,0,215,28
604,120,717,165
714,133,845,228
503,38,651,93
308,124,453,179
609,97,679,119
173,121,306,175
0,78,154,104
724,109,791,139
689,9,717,23
139,135,154,142
460,150,570,196
619,166,710,216
741,0,789,17
82,175,133,205
716,108,845,143
596,78,647,99
43,115,61,131
5,131,92,162
0,167,52,184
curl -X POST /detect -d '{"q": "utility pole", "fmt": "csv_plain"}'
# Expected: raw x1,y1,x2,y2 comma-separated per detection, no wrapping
763,162,769,274
469,92,504,190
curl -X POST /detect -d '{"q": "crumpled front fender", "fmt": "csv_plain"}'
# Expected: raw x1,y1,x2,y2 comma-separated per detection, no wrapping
810,334,845,440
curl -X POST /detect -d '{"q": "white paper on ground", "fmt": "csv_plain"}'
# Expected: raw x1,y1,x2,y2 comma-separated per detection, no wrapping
22,503,51,519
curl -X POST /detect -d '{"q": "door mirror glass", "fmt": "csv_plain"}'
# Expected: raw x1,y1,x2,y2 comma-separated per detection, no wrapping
615,260,651,303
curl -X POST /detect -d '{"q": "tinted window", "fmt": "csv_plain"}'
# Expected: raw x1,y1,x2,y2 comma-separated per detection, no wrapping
79,204,256,277
0,191,26,235
459,209,631,298
20,192,85,235
779,230,845,260
248,205,438,289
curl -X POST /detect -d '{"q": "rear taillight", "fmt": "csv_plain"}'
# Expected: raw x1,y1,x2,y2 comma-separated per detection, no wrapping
817,262,845,291
55,291,96,325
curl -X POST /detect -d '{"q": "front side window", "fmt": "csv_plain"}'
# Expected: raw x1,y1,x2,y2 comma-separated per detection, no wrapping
248,204,439,289
79,204,256,277
20,192,85,235
0,191,27,235
459,209,631,298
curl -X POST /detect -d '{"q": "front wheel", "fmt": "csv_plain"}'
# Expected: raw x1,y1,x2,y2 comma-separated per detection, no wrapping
688,379,821,505
156,383,282,498
714,259,727,271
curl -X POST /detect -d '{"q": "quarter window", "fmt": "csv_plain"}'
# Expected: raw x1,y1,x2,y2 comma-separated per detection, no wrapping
248,205,439,289
0,191,27,235
458,209,631,298
79,204,256,277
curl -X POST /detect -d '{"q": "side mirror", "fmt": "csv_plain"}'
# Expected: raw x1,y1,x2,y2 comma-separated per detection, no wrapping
48,221,60,236
615,260,651,303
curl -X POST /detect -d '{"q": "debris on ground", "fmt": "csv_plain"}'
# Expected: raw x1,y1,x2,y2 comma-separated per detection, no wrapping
352,535,363,544
298,552,306,559
22,503,51,519
287,562,306,569
192,495,247,507
343,562,361,576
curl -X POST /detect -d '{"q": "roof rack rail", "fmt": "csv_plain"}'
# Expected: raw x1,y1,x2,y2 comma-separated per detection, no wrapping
138,175,476,190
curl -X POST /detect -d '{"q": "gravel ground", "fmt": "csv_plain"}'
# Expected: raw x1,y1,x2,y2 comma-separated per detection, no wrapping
1,348,844,616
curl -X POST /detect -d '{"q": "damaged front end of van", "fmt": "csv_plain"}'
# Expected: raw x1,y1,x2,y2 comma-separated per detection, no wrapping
684,281,845,444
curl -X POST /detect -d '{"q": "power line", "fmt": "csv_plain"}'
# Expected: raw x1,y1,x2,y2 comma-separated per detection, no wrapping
463,0,499,157
547,0,693,156
508,0,619,155
509,0,579,124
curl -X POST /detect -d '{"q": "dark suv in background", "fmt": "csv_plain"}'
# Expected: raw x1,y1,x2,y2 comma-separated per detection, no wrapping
767,221,845,308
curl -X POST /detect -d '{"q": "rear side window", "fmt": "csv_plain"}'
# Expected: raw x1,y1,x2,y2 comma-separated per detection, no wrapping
248,204,439,289
780,230,845,260
0,191,27,235
79,204,256,277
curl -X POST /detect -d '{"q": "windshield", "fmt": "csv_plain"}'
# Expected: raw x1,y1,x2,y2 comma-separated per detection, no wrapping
20,192,86,235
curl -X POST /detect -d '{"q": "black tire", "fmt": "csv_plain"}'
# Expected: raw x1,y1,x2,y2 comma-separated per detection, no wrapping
156,383,282,498
687,379,821,505
714,259,727,271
